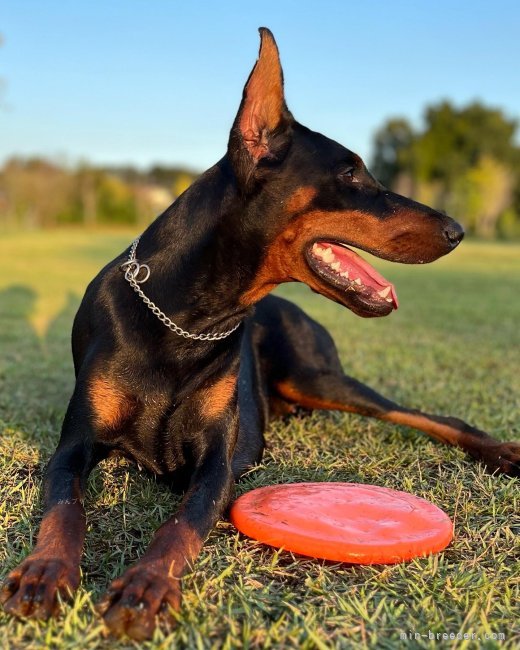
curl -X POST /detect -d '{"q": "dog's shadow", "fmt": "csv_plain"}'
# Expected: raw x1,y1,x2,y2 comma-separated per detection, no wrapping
0,285,79,440
0,287,82,564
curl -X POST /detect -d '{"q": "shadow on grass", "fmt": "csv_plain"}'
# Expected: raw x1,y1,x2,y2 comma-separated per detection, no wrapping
0,285,80,452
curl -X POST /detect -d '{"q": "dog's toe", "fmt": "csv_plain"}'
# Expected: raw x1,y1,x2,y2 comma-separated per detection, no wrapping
495,441,520,477
1,557,78,619
481,441,520,477
98,565,181,640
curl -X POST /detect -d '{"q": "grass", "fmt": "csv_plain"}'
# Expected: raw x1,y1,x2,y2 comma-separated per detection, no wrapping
0,230,519,649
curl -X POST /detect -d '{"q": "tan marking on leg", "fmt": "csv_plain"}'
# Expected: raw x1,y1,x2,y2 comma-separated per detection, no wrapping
277,387,477,447
202,375,237,421
122,518,204,580
275,381,357,412
34,501,86,563
89,377,134,429
380,410,512,466
382,410,464,446
161,521,204,577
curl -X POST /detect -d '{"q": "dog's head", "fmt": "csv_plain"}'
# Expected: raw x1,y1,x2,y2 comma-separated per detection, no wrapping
228,29,464,317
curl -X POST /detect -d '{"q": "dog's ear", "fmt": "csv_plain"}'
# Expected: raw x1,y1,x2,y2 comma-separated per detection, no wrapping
228,28,293,188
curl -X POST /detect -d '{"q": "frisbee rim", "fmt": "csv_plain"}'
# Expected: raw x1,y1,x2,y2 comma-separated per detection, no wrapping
230,482,453,564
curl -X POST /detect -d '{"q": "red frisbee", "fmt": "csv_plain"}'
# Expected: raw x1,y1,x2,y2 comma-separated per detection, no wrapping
230,483,453,564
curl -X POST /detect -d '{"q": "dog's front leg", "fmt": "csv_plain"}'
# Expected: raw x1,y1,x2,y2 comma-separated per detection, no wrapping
97,429,236,641
1,387,104,618
0,432,98,618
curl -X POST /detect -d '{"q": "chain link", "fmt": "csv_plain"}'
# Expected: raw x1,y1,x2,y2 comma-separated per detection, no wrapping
120,236,242,341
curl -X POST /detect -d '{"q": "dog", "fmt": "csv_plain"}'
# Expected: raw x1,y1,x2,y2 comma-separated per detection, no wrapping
2,28,518,640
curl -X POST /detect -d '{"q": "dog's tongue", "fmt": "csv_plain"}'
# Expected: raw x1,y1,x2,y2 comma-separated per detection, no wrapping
318,242,399,308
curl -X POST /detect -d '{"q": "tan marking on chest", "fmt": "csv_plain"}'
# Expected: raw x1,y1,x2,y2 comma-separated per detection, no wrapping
89,377,135,430
202,374,238,421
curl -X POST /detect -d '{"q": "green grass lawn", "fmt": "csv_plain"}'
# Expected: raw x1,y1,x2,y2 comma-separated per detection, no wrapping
0,230,519,649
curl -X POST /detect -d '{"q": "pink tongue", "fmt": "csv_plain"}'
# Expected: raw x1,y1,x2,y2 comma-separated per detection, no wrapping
321,242,399,308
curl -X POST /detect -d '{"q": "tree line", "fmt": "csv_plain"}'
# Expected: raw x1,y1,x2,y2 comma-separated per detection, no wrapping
0,160,198,228
1,100,519,237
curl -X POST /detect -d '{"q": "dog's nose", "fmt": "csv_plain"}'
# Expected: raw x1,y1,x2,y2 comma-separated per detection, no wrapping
444,221,465,248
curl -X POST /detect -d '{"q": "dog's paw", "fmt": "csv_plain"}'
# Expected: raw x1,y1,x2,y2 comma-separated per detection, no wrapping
0,556,79,619
97,565,181,640
480,441,520,477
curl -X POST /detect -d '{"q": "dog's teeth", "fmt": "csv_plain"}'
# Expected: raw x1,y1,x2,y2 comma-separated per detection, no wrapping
340,271,349,278
386,297,393,302
322,247,335,263
331,262,341,271
378,286,391,298
354,278,362,285
313,243,324,256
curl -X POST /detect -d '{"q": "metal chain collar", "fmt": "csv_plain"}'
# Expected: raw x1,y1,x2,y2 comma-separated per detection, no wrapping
120,236,242,341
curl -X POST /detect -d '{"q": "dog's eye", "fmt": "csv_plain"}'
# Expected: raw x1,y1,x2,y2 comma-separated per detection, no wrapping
339,167,356,183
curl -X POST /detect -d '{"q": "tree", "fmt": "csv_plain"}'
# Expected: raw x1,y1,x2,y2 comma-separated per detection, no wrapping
371,101,520,237
451,156,514,238
371,119,415,188
96,174,137,225
0,159,196,228
414,102,518,188
1,158,75,227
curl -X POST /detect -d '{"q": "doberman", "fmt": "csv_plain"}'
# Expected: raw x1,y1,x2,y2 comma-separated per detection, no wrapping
2,28,519,640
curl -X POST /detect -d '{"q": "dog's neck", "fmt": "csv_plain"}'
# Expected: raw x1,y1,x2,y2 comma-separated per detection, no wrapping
133,158,271,340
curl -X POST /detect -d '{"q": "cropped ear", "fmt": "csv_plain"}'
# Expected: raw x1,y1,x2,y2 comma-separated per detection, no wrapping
228,28,293,188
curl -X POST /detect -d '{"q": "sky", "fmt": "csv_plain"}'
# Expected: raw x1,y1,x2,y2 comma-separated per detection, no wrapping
1,0,519,172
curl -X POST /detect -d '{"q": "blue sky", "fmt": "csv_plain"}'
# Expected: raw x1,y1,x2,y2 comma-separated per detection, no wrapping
1,0,519,171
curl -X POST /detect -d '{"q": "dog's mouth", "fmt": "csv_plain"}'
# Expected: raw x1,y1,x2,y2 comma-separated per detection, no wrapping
305,241,399,317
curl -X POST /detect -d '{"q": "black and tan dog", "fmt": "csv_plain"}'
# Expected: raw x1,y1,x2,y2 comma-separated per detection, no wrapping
2,28,518,640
